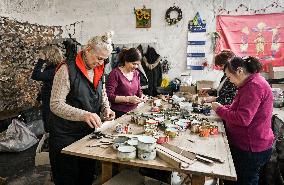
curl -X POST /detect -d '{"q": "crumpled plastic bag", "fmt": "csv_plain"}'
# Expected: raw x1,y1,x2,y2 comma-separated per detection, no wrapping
0,119,38,152
161,76,170,88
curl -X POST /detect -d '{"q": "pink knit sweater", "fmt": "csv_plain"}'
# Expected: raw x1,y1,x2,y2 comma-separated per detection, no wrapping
216,73,274,152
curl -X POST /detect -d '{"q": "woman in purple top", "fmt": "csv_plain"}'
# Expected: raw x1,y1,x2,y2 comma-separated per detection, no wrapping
212,56,274,185
106,48,146,118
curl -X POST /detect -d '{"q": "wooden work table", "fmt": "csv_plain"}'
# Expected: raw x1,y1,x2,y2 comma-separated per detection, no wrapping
62,102,237,185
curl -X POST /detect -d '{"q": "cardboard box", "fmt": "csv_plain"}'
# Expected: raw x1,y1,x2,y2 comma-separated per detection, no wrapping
196,80,214,91
174,92,194,101
269,64,284,79
179,85,196,94
35,133,49,166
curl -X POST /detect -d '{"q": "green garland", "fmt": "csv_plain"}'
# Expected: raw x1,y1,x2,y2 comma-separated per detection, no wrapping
165,6,182,25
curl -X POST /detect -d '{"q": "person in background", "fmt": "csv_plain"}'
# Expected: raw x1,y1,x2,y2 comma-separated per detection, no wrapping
200,50,237,105
31,45,63,132
212,56,274,185
49,31,115,185
136,44,149,93
106,48,146,118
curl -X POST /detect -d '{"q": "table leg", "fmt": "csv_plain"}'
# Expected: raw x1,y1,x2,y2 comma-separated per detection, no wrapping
191,175,205,185
101,161,112,184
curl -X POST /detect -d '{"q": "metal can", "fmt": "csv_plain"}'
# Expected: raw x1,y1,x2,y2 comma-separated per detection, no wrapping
115,123,124,133
191,124,200,133
199,128,210,137
210,126,219,135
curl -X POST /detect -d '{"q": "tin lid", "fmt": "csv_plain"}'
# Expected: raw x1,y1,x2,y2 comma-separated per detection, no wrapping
127,138,138,146
146,119,157,124
166,127,178,132
138,136,156,144
117,146,136,153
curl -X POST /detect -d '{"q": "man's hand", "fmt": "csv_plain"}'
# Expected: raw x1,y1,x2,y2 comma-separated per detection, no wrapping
83,112,102,128
103,108,116,121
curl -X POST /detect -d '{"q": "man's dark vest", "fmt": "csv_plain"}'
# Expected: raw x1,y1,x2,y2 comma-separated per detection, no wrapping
49,58,102,150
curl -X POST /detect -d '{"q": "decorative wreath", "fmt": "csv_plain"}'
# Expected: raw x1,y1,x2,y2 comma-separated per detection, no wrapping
165,6,182,25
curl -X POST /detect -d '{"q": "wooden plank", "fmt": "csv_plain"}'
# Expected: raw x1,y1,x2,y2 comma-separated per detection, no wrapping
191,175,205,185
196,153,224,163
194,155,214,165
161,143,196,160
156,148,181,169
101,161,113,184
156,145,195,166
162,143,214,165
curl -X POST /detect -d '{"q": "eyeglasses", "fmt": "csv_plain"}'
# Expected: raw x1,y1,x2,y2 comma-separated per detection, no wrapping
96,55,109,64
96,56,108,61
88,47,109,63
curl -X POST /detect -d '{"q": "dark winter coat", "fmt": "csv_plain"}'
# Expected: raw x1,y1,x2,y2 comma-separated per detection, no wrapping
141,46,162,96
31,59,56,132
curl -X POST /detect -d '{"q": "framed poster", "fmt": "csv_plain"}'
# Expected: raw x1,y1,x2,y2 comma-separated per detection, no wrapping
134,8,151,28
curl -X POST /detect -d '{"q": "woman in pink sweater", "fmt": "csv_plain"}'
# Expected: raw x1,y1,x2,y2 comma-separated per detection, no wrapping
106,48,146,118
212,56,274,185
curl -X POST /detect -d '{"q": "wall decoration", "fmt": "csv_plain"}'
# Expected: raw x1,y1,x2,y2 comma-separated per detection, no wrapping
216,13,284,72
161,57,171,74
188,12,206,32
211,32,220,53
217,2,284,15
0,16,63,113
134,6,151,28
187,12,207,70
165,6,182,25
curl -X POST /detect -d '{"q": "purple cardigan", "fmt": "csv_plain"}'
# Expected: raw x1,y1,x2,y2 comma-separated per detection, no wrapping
216,73,274,152
106,67,142,113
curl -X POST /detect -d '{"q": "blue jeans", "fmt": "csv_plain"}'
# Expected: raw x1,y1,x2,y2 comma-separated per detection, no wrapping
225,146,272,185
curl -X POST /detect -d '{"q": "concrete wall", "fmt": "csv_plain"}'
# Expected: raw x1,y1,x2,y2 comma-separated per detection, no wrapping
1,0,283,87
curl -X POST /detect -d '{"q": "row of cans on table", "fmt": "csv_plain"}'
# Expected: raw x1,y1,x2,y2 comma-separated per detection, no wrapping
130,115,219,138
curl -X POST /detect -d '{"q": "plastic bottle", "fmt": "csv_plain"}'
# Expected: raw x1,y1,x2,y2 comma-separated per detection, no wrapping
171,171,181,185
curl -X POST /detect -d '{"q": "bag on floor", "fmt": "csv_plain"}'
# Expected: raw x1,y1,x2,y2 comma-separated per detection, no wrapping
0,118,38,152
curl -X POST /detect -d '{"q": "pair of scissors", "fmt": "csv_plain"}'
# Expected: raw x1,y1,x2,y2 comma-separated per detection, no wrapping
89,131,113,139
87,141,113,148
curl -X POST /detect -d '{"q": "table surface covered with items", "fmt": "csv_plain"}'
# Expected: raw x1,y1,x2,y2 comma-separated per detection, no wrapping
274,107,284,123
62,95,237,185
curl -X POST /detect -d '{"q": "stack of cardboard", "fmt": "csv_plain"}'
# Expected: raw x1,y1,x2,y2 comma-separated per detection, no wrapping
196,80,214,91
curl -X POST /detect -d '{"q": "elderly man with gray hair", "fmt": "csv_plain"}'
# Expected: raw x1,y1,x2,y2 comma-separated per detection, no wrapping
49,31,115,185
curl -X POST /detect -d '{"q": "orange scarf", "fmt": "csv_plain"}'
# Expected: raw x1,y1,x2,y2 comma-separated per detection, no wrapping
76,51,104,89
